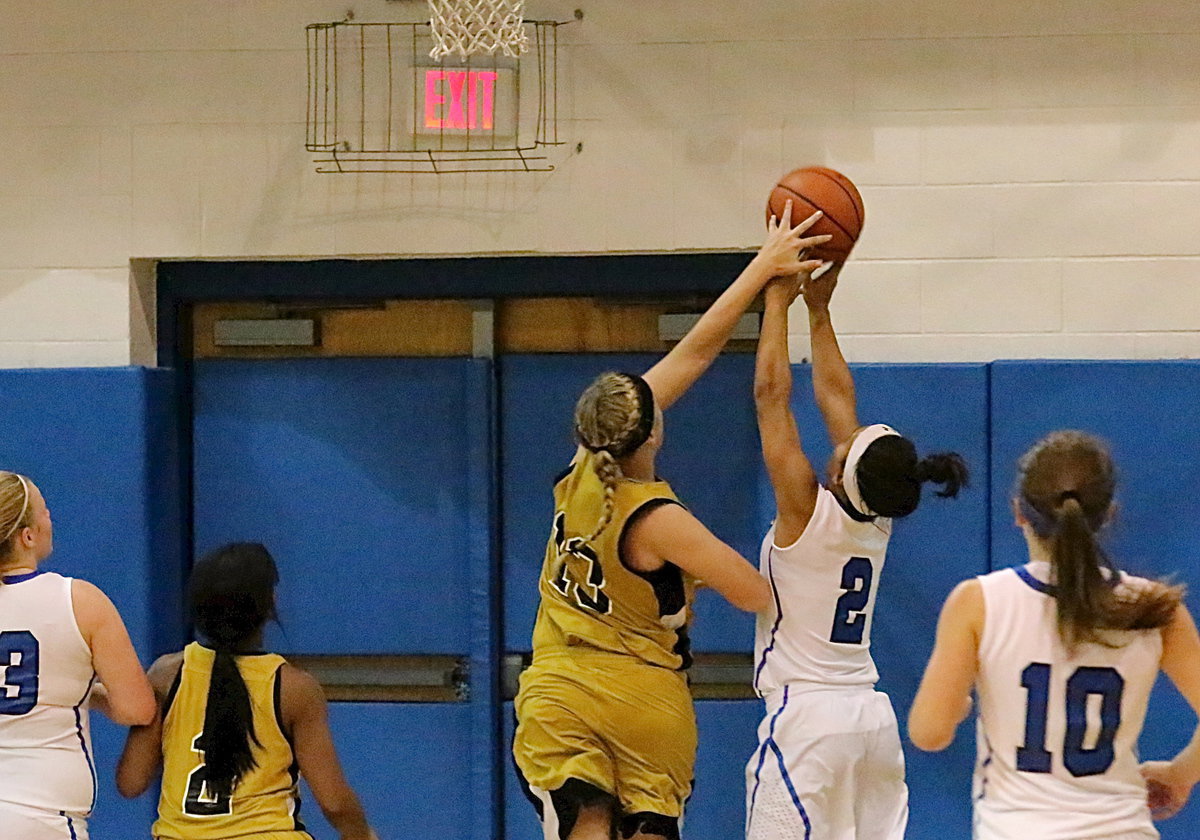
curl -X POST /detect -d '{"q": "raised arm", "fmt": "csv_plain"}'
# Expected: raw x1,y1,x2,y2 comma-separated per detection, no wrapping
1141,604,1200,819
803,264,859,446
642,203,829,411
908,579,982,751
754,276,820,546
283,665,378,840
624,503,771,613
72,579,156,726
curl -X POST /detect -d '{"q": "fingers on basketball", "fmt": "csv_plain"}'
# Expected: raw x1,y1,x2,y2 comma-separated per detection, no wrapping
766,166,865,263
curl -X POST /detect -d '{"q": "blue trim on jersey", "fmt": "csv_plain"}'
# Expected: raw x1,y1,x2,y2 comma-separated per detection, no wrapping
73,672,98,812
1015,565,1054,595
1,570,42,584
60,811,79,840
752,546,784,694
974,733,994,803
747,686,811,839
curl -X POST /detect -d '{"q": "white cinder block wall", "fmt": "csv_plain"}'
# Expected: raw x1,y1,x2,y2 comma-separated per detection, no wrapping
1,0,1198,367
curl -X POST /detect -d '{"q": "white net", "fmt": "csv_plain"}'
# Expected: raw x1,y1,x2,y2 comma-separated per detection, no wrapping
428,0,530,60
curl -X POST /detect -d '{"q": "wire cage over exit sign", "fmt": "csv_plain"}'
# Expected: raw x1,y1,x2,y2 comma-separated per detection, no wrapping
306,20,569,173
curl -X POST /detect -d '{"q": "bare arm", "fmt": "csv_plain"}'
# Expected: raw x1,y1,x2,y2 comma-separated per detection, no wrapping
908,579,983,751
282,665,377,840
1141,605,1200,819
624,503,771,613
643,203,828,411
754,276,820,546
803,265,859,446
116,653,183,798
72,579,156,726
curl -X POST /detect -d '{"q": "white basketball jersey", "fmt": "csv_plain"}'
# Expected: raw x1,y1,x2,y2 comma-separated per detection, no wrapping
0,571,97,816
753,485,892,695
973,562,1160,840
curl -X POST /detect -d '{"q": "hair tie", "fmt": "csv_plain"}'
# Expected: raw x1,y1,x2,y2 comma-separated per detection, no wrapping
1,475,30,544
842,424,902,517
1058,489,1081,505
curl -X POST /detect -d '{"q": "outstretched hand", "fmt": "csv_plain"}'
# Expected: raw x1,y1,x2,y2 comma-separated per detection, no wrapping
757,199,831,281
801,260,842,312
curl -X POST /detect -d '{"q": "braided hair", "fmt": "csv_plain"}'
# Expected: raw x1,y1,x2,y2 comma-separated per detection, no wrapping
1018,430,1182,649
573,372,656,542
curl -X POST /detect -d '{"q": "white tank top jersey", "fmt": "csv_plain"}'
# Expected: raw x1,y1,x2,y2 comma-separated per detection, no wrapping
974,561,1161,840
753,485,892,696
0,571,98,816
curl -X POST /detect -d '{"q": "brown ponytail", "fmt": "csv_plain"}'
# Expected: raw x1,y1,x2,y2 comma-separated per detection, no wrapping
1018,431,1183,648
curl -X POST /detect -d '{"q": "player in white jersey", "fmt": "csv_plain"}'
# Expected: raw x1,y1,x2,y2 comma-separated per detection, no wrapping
0,471,157,840
748,266,969,840
909,431,1200,839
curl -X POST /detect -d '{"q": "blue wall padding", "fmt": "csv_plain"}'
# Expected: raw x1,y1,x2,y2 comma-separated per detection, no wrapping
990,360,1200,835
193,358,493,655
299,703,474,839
500,354,765,654
0,367,182,839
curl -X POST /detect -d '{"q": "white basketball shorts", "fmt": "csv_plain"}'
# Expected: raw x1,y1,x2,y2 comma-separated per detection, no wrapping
745,683,908,840
0,801,89,840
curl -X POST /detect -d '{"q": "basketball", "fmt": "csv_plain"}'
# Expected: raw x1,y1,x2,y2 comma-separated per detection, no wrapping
766,166,865,263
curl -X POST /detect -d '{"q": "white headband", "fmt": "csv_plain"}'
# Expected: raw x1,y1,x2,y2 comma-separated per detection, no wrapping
842,424,902,517
1,475,30,544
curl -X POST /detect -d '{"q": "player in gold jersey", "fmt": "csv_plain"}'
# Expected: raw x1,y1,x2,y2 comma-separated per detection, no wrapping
513,203,832,840
116,543,377,840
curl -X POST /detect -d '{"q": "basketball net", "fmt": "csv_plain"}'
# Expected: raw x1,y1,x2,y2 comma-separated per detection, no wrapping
428,0,530,60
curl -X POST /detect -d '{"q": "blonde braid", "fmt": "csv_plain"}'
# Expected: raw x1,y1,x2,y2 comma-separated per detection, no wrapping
574,373,647,541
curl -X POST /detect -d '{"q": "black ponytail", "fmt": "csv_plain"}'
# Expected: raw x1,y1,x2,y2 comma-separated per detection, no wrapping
914,452,969,499
856,436,969,519
188,542,279,799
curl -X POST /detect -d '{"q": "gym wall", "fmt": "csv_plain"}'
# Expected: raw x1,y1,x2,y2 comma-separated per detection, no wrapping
2,1,1200,367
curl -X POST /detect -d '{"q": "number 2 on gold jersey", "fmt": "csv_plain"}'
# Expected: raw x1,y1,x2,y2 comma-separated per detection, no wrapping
549,512,612,615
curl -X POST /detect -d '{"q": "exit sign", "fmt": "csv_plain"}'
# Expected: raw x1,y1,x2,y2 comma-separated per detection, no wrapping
418,67,516,140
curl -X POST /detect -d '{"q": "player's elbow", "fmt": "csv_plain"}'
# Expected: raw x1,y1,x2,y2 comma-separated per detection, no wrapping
109,693,158,727
907,714,954,752
729,575,773,613
115,770,150,799
753,374,788,407
318,787,368,830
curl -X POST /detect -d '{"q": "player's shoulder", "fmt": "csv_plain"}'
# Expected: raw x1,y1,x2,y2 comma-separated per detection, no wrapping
147,651,185,698
279,661,326,705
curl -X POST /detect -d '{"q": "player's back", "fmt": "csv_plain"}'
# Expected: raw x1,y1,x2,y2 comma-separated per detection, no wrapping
974,561,1160,840
0,570,97,815
753,485,892,695
530,448,695,671
154,642,310,840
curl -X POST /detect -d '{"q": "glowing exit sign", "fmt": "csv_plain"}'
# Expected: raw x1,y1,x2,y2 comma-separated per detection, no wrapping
417,67,516,141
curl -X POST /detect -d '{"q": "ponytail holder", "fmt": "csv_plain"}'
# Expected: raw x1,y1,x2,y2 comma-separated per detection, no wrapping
1058,490,1081,505
843,424,902,517
0,475,31,544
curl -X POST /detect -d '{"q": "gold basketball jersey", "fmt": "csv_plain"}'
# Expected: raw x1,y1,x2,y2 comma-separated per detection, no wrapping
530,448,696,670
153,643,310,840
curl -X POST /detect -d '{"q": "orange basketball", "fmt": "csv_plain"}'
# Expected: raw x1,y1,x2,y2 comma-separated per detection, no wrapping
766,166,865,263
